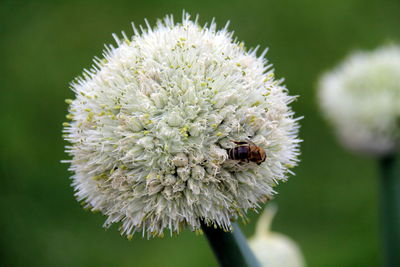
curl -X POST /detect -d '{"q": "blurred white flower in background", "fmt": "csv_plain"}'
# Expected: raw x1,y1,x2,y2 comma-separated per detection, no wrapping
63,13,301,238
318,45,400,156
249,204,305,267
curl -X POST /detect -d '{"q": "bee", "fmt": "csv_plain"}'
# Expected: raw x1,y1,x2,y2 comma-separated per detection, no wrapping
227,140,266,165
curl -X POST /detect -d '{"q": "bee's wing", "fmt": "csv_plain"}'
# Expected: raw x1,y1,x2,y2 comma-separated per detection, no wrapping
232,140,249,145
246,140,257,146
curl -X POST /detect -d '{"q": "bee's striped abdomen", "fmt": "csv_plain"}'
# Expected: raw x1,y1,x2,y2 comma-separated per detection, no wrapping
228,146,250,160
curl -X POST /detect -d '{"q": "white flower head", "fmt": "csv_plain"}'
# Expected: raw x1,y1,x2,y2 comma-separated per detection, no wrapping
249,204,306,267
63,13,301,238
318,45,400,156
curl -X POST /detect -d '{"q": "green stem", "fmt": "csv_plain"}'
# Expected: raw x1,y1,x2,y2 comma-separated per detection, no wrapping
379,153,400,267
201,222,261,267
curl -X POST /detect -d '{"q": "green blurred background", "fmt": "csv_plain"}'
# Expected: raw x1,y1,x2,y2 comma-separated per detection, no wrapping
1,0,399,266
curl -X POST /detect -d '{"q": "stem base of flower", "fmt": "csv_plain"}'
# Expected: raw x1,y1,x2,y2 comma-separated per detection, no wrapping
379,153,400,267
201,221,261,267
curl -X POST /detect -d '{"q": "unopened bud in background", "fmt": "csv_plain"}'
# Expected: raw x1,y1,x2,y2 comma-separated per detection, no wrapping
249,204,306,267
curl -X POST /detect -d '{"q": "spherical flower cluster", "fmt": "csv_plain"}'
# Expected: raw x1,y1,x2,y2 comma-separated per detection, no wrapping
249,205,305,267
318,45,400,156
63,14,300,238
